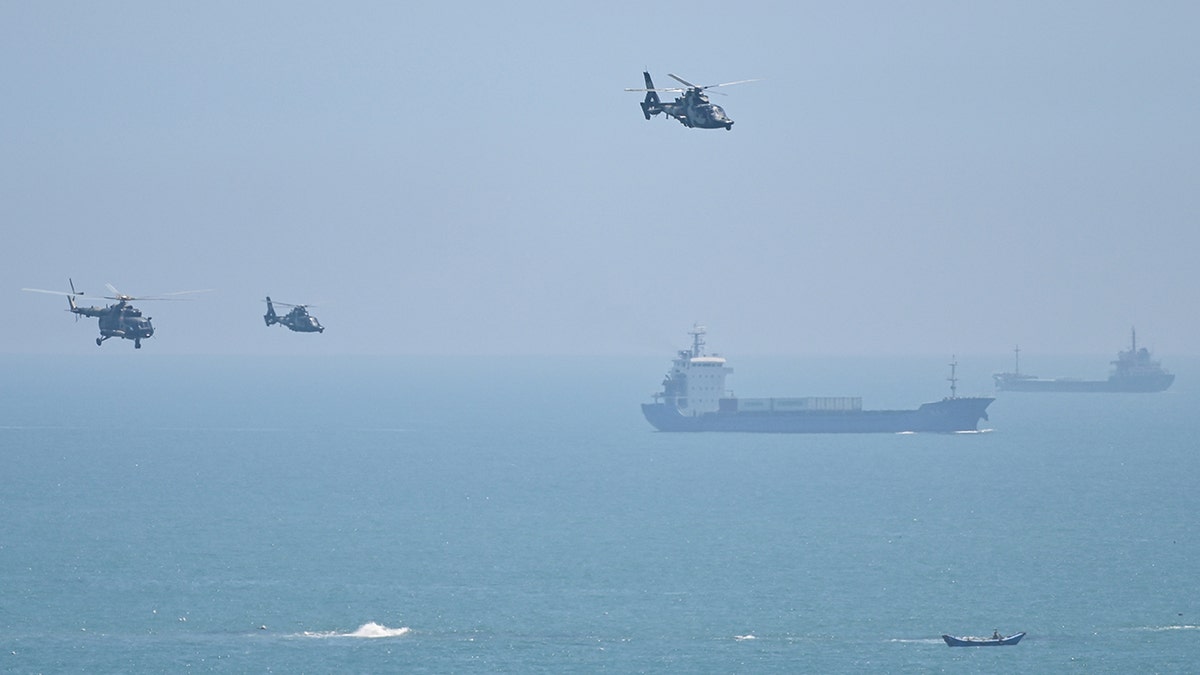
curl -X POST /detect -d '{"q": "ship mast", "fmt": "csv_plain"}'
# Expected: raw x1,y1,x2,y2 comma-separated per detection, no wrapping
947,355,958,399
1013,345,1021,376
689,323,706,358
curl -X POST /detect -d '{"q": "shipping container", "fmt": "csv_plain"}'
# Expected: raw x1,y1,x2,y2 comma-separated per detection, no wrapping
736,398,772,412
730,397,865,412
771,398,810,410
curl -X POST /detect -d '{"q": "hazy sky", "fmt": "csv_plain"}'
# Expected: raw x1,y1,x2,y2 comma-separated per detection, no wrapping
5,1,1198,357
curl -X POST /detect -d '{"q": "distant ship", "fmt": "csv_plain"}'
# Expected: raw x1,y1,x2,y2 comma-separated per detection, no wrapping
993,329,1174,393
641,326,993,433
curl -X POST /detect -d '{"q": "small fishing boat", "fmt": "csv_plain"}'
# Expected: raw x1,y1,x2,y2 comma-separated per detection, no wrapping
942,631,1024,646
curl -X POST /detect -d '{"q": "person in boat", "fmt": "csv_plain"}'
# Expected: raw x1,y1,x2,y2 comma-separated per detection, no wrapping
992,630,1001,640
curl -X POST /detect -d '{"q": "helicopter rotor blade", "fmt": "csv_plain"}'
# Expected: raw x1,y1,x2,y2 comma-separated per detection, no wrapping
668,73,761,91
668,73,699,88
263,299,320,309
22,287,85,297
100,288,214,301
144,289,214,299
624,86,685,93
704,78,762,89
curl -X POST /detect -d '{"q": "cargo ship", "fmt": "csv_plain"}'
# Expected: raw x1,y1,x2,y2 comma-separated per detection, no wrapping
993,329,1174,392
641,327,993,433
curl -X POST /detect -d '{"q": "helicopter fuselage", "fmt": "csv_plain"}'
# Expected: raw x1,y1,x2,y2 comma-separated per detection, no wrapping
660,93,734,129
279,307,323,333
72,300,153,347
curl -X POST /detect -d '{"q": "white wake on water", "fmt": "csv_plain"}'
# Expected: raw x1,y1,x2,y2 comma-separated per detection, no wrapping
301,622,411,638
1132,624,1200,632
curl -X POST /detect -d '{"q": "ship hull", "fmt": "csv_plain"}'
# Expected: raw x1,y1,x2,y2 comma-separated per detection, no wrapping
942,632,1025,646
641,397,993,433
995,374,1174,393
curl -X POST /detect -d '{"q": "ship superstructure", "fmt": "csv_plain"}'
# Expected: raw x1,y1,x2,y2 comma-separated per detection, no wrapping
653,325,736,417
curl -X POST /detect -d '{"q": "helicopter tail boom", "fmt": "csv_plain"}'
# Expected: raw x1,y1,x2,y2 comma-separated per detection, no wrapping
264,296,279,326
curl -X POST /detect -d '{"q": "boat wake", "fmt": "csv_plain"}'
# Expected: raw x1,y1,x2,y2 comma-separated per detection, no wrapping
1131,624,1200,632
300,622,411,639
894,429,993,435
889,637,943,644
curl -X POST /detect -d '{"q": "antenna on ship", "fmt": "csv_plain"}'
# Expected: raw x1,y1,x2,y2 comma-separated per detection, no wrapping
689,323,706,358
947,355,959,399
1013,345,1021,376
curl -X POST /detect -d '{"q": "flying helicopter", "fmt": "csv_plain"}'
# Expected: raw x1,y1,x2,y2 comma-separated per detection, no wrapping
263,297,324,333
625,71,759,130
22,279,210,349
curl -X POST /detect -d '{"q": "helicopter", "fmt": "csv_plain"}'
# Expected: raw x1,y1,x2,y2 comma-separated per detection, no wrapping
263,297,324,333
22,279,210,349
625,71,759,130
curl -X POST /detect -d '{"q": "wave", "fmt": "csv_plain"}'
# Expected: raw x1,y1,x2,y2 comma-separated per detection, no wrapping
300,622,411,639
1131,624,1200,632
733,634,756,641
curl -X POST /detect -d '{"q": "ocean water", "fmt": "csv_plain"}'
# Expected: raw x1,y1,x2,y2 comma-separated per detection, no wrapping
3,354,1198,673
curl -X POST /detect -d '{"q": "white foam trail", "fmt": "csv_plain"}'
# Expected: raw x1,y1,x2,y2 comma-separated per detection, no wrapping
301,622,411,639
734,634,756,641
349,623,411,638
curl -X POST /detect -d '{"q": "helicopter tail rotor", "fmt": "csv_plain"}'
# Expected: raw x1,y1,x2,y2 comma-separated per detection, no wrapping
641,71,661,119
22,278,86,313
263,296,279,326
67,279,80,314
628,71,663,120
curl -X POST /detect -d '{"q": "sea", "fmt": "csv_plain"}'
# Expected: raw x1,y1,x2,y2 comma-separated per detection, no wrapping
3,353,1198,673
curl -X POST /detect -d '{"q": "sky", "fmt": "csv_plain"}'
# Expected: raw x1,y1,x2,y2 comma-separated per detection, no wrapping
4,1,1198,357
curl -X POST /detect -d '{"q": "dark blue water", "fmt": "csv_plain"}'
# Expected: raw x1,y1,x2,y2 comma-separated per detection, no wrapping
3,355,1198,672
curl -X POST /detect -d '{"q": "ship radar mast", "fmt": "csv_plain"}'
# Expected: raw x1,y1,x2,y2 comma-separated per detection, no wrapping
689,323,707,358
1012,345,1021,376
947,355,959,399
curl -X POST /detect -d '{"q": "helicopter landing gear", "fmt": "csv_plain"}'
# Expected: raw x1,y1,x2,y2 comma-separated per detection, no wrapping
96,337,103,346
134,338,142,349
